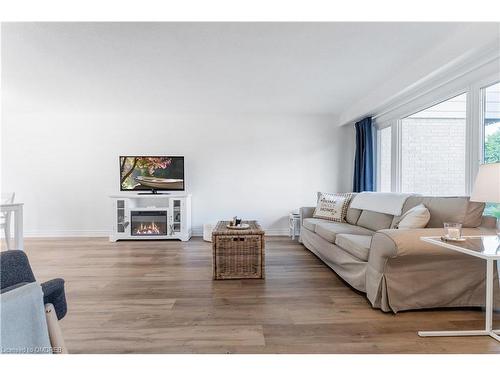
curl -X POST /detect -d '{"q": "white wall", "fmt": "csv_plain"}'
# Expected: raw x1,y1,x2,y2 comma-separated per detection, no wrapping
1,113,355,236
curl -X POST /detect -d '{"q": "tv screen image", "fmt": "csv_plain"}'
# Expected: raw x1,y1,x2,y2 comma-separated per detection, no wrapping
120,156,185,191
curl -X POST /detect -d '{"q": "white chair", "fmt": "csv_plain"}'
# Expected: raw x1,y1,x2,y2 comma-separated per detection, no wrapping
1,192,15,249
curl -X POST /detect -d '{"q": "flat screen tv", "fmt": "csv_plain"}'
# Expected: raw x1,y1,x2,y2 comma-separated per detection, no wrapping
120,156,185,192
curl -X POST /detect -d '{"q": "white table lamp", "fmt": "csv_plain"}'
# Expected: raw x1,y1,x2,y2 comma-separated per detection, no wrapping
470,162,500,235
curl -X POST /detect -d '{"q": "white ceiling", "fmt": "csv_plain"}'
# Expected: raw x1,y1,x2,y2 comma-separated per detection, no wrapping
2,22,498,117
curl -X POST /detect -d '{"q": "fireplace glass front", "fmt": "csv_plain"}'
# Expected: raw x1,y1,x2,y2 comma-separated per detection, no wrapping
131,211,167,236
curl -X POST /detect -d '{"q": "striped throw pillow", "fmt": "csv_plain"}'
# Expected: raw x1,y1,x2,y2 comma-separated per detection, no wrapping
313,192,353,223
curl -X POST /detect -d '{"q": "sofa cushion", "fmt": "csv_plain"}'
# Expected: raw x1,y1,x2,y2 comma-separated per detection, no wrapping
314,221,374,243
394,204,430,229
315,191,361,225
302,218,326,232
422,197,468,228
391,196,423,228
463,201,486,228
313,192,353,222
334,234,372,261
356,210,394,231
346,207,362,225
414,196,484,228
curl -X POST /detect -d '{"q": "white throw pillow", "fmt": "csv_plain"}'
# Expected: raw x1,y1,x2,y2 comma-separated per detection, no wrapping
313,192,353,223
396,204,430,229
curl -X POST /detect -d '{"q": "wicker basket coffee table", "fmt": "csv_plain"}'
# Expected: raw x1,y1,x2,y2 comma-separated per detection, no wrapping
212,220,265,280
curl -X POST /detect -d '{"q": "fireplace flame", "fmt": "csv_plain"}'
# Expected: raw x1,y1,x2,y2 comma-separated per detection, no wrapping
135,221,161,235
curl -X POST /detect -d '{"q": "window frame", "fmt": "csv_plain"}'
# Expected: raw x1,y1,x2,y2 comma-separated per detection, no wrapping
375,73,500,195
478,79,500,217
375,122,393,192
469,74,500,190
479,79,500,164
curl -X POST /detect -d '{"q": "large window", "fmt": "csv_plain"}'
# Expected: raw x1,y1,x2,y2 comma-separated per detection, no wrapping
375,74,500,206
377,126,391,192
400,93,467,195
482,82,500,217
483,82,500,163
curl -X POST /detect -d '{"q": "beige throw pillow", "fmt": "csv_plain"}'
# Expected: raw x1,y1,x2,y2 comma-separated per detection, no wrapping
396,204,430,229
313,192,353,223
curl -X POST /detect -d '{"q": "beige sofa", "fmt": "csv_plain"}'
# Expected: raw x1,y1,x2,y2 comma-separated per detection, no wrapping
300,194,500,312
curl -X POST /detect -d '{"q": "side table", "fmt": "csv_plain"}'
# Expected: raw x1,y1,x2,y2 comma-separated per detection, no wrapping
289,212,301,240
1,203,24,250
419,235,500,342
212,220,265,280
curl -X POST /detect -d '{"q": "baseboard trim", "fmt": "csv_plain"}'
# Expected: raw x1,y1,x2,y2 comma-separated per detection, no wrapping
20,228,291,238
23,230,110,238
260,229,290,236
191,226,289,237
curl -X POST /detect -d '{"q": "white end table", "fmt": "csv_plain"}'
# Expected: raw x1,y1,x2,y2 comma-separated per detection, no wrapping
420,235,500,342
289,212,301,240
1,203,24,250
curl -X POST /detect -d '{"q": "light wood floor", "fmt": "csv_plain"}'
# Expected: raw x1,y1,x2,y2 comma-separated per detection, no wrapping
16,237,500,353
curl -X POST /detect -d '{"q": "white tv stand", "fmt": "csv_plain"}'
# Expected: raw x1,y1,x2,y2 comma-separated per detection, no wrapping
109,193,192,242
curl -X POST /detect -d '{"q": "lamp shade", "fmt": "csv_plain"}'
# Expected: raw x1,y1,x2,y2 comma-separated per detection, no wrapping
470,163,500,203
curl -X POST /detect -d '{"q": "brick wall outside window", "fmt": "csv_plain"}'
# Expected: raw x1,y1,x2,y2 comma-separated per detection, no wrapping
401,117,466,195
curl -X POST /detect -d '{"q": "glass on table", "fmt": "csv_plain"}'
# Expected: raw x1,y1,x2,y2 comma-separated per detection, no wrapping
444,222,462,240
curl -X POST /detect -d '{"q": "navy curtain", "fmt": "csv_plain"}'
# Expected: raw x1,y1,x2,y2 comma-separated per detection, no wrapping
353,117,374,192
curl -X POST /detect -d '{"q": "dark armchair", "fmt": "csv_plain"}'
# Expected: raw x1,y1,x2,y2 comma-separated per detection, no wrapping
0,250,67,320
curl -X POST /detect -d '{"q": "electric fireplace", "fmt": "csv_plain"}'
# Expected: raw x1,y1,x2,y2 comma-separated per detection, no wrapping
131,210,168,236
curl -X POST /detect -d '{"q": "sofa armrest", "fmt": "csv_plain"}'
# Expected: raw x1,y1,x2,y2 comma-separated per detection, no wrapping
368,227,489,273
300,207,315,225
41,278,67,320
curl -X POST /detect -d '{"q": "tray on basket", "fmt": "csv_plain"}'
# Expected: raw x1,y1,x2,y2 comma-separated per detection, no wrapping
226,223,250,230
